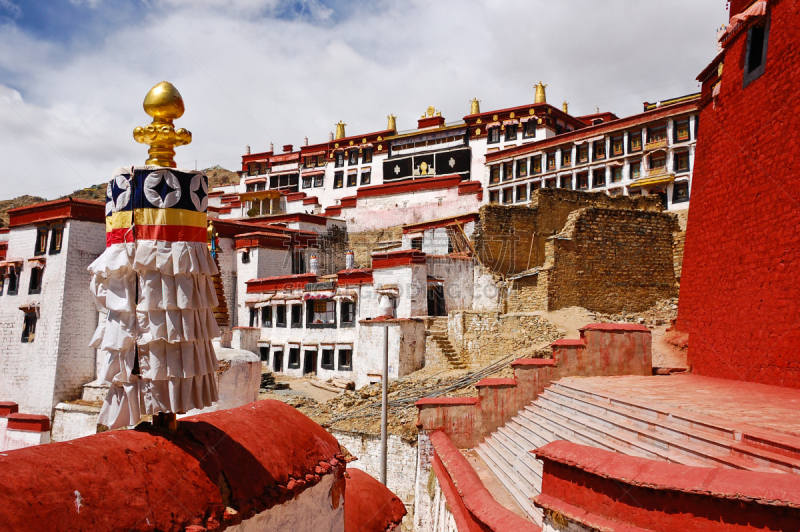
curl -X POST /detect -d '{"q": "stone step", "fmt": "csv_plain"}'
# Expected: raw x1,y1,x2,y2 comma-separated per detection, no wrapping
492,428,543,492
475,444,542,526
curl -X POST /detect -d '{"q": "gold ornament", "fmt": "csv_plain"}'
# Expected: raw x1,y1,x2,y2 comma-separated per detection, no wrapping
562,101,569,113
349,140,354,146
387,114,396,131
510,112,515,118
133,81,192,168
335,121,346,139
470,98,481,115
378,144,383,151
427,106,435,117
493,114,498,121
476,118,482,124
529,109,535,115
534,82,548,104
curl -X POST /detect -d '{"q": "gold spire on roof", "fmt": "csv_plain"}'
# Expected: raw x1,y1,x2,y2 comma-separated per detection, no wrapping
562,101,569,113
470,98,481,115
534,81,548,104
335,121,347,140
133,81,192,168
387,114,397,131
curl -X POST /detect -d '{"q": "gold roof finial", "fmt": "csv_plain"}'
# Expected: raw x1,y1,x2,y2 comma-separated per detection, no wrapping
534,81,548,104
133,81,192,168
426,106,436,117
387,114,397,131
470,98,481,115
562,101,569,113
335,121,347,140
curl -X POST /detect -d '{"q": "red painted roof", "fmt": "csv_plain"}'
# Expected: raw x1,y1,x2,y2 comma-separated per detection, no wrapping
551,338,587,346
6,413,48,431
8,198,105,228
246,273,319,293
344,468,406,532
0,400,344,531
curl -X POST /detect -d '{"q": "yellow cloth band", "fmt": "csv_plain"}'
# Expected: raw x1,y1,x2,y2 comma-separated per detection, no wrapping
106,209,207,232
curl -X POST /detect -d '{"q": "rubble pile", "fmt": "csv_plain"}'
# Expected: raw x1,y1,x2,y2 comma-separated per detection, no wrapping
591,298,679,326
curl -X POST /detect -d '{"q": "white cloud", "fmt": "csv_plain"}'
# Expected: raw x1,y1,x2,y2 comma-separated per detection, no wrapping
0,0,20,19
0,0,727,199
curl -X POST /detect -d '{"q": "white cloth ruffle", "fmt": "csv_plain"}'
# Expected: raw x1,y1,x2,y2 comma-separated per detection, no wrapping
91,239,220,429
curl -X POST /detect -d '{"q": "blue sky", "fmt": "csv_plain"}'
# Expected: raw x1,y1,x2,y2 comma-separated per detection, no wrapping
0,0,729,199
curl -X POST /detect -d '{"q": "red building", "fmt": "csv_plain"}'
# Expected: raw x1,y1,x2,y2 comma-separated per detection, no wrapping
676,0,800,388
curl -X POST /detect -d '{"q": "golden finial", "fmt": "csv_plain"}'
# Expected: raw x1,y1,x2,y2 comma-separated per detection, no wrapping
470,98,481,115
426,106,435,117
562,101,569,113
335,121,347,140
133,81,192,168
387,114,397,131
534,82,548,104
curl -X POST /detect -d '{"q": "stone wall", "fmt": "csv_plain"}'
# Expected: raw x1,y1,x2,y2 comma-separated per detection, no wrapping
447,311,563,366
347,226,403,268
543,207,679,313
672,208,689,282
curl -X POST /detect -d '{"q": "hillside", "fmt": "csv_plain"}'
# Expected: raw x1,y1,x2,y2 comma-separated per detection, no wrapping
0,167,238,228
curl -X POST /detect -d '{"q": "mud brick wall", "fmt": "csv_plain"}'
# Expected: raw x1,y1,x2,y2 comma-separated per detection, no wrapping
448,311,563,366
545,207,679,313
507,274,548,312
473,189,663,277
676,3,800,388
347,226,403,268
673,209,689,282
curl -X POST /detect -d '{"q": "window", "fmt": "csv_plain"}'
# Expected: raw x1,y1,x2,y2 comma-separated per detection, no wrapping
629,131,643,152
246,183,256,192
28,267,43,295
261,306,272,327
360,169,371,185
517,159,527,177
34,228,48,256
674,119,691,143
317,155,325,166
288,347,300,369
334,171,344,189
489,190,500,204
531,156,542,174
545,178,556,189
503,162,513,181
523,120,536,138
241,249,250,264
611,166,623,183
0,273,4,296
505,124,517,141
248,163,258,176
546,152,556,171
276,305,287,328
647,125,667,145
593,141,606,160
321,349,335,369
673,182,690,204
341,301,356,327
292,248,305,274
335,152,344,168
307,299,336,328
674,151,690,173
630,162,641,180
744,16,769,87
362,148,373,164
502,188,513,204
259,347,270,362
21,312,36,343
488,127,500,144
273,349,283,372
49,227,63,255
290,305,303,328
578,145,589,163
577,172,589,190
650,154,667,171
411,237,423,251
249,307,258,327
516,184,527,202
347,171,357,187
348,150,358,166
561,148,572,167
338,348,352,370
314,174,324,188
305,156,315,168
260,163,268,174
302,175,313,189
490,165,501,184
593,169,606,188
560,175,572,189
7,267,19,295
611,136,624,156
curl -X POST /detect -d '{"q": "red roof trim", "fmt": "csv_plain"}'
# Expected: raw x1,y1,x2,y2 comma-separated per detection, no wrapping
474,378,517,388
235,232,291,250
246,273,318,293
6,413,50,432
354,175,464,201
244,213,331,226
336,268,373,286
372,250,427,269
8,198,105,228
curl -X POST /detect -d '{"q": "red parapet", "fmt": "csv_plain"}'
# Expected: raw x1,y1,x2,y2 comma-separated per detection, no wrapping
579,323,649,333
6,413,50,432
510,358,556,367
345,469,406,532
8,198,105,228
0,402,20,417
474,378,517,388
246,273,319,293
372,249,427,269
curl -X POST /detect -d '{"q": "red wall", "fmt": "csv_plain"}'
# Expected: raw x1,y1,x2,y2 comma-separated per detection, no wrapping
676,2,800,388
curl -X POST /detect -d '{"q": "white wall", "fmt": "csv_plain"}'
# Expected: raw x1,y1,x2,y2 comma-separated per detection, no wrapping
356,320,425,389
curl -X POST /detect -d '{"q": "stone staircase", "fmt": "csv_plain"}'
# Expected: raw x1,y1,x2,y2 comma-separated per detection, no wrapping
425,317,466,369
475,378,800,526
211,253,230,328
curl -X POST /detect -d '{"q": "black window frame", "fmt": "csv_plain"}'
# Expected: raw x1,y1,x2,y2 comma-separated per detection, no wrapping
338,348,353,371
334,171,344,189
516,184,527,202
34,227,48,256
259,346,270,362
593,169,606,188
743,14,770,88
340,301,356,327
21,311,36,343
674,151,691,173
348,150,358,166
347,171,358,187
523,120,536,138
411,237,423,251
302,175,313,189
502,188,513,204
241,249,250,264
261,306,273,327
611,136,625,157
306,299,337,329
630,161,642,180
335,152,345,168
249,307,258,327
503,162,514,182
321,348,335,370
673,118,691,143
629,131,643,152
489,165,501,184
362,148,373,163
314,174,324,188
611,166,623,183
578,145,589,164
672,181,690,204
49,226,64,255
489,190,500,204
561,148,572,167
360,169,371,185
577,172,589,190
28,266,43,295
487,127,500,144
517,159,528,177
290,304,303,328
504,124,518,142
560,175,572,189
0,273,4,296
593,140,606,160
546,152,557,171
272,349,284,372
531,156,542,174
275,305,287,328
7,267,19,295
288,347,301,369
